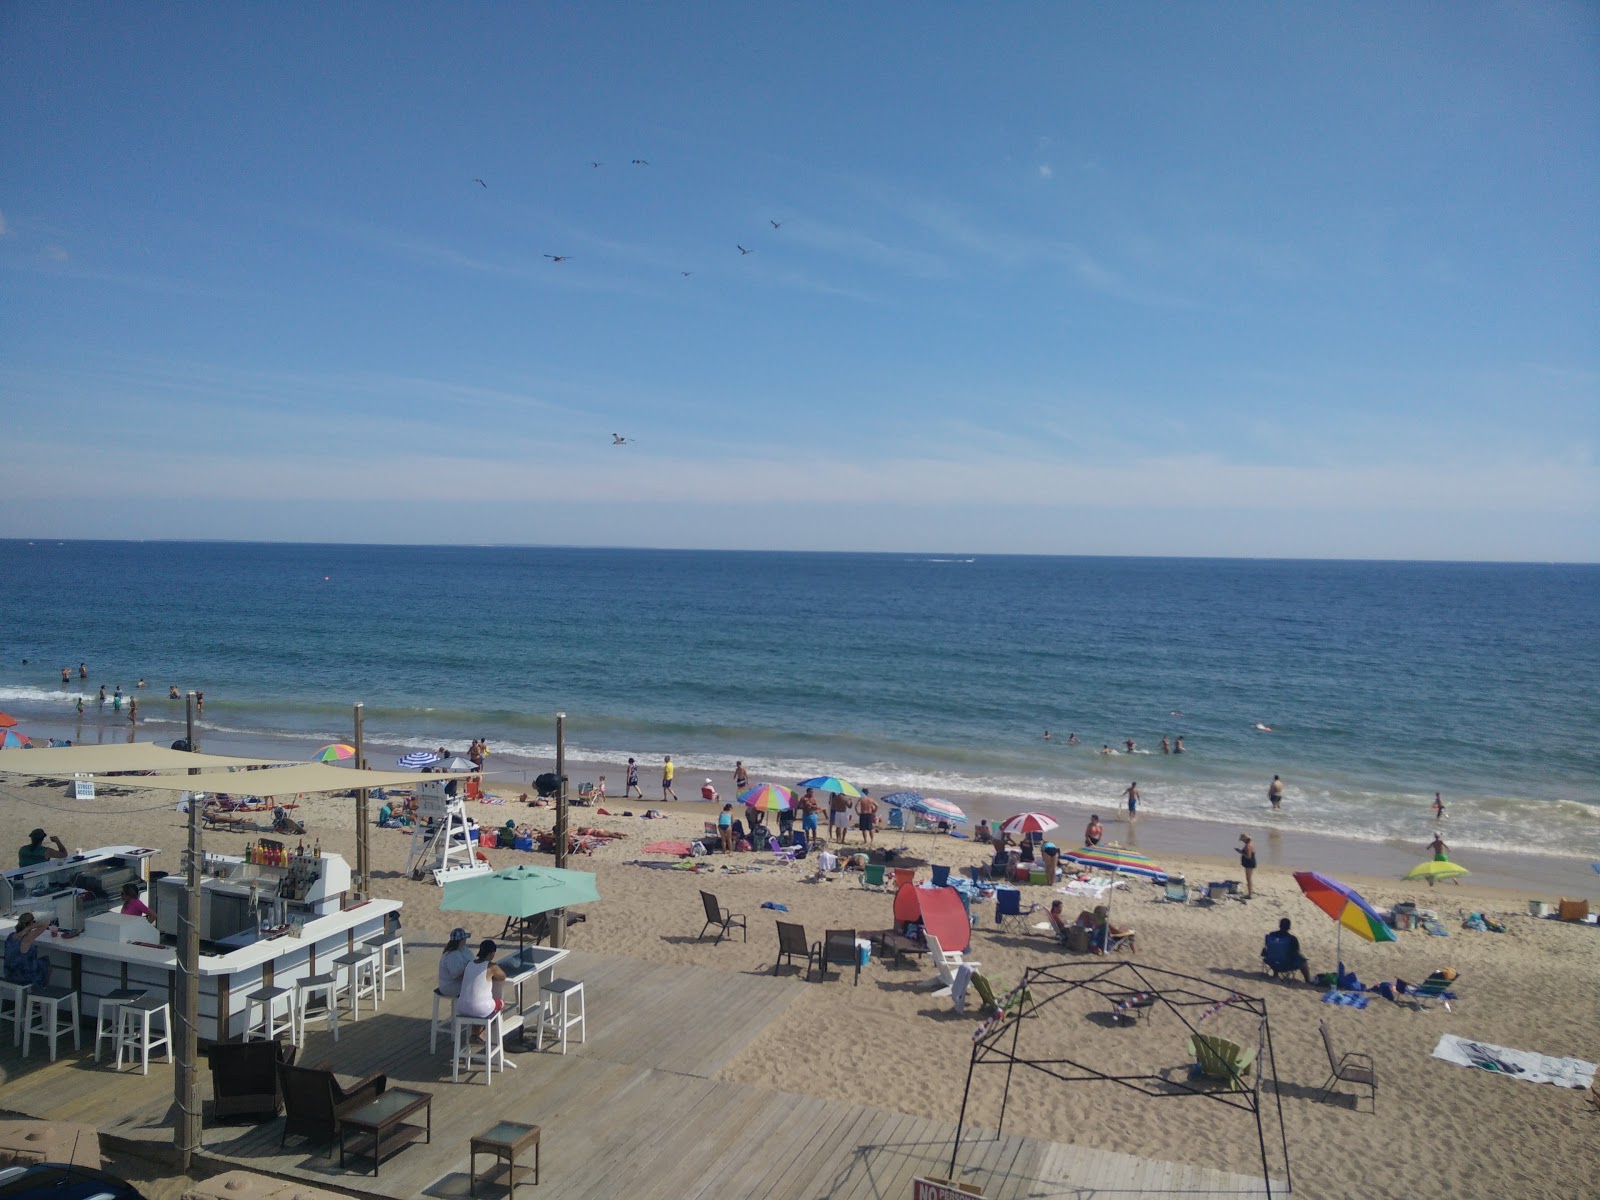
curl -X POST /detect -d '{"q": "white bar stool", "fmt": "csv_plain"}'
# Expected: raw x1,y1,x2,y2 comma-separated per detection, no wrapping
451,1010,519,1084
95,989,146,1062
535,979,585,1054
243,984,293,1042
364,932,406,998
293,973,340,1042
22,985,80,1062
0,980,31,1048
430,988,456,1053
333,948,380,1020
115,994,173,1074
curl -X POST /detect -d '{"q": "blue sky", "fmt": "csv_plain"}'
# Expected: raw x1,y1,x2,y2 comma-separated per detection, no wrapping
2,2,1596,559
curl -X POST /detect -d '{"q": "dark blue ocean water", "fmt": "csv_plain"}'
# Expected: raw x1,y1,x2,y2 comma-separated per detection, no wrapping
1,541,1596,857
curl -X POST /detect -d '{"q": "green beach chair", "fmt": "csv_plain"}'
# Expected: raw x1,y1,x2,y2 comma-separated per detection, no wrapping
860,863,888,890
1187,1033,1256,1092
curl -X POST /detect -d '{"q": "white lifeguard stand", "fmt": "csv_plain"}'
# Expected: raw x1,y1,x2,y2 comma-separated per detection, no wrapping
406,779,491,886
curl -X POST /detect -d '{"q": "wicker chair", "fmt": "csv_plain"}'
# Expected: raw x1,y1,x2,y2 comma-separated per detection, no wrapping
205,1038,297,1121
278,1059,386,1151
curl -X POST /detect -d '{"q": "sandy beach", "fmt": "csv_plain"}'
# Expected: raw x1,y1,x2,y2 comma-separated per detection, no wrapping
3,716,1598,1199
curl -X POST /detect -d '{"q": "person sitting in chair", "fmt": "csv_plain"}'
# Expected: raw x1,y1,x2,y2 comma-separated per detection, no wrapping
1047,899,1073,944
1262,917,1312,982
1089,905,1135,954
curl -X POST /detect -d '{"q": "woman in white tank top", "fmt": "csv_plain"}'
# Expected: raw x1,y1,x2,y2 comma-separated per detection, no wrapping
457,939,506,1020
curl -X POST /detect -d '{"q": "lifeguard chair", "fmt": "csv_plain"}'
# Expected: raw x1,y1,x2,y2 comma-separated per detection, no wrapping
405,779,491,886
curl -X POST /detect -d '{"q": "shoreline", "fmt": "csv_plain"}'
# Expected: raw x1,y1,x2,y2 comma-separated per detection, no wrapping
9,707,1597,901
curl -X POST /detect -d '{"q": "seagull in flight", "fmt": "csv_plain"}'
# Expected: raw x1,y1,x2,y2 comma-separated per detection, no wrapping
591,161,603,168
544,254,570,262
680,271,692,277
737,244,751,255
631,158,650,166
770,220,782,229
473,178,487,188
612,434,629,445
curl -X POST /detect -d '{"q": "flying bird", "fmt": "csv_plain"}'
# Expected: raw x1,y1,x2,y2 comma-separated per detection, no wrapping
631,159,650,166
591,161,603,168
770,220,782,229
737,244,751,255
473,178,487,188
544,254,570,262
612,434,629,444
680,271,692,277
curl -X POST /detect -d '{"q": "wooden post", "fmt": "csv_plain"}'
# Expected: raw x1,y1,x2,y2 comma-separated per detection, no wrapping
551,712,568,947
175,693,202,1169
354,703,369,899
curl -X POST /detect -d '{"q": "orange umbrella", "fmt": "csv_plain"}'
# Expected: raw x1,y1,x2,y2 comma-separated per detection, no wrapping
0,712,18,729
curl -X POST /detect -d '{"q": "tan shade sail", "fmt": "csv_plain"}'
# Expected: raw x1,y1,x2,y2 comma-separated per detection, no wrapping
0,742,292,776
87,761,475,796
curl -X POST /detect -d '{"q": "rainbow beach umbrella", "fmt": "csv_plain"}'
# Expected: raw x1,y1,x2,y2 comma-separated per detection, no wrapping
312,743,356,763
912,795,967,824
0,729,31,749
796,775,862,797
1293,870,1397,975
1064,843,1166,881
739,782,795,812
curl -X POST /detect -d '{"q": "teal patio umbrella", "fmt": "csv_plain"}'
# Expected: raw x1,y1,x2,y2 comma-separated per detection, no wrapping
440,863,600,948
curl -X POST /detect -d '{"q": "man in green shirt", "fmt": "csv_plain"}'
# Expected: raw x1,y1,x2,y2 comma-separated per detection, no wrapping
18,829,67,868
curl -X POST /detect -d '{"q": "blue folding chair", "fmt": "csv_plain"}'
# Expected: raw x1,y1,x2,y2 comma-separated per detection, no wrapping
931,864,950,888
994,887,1035,932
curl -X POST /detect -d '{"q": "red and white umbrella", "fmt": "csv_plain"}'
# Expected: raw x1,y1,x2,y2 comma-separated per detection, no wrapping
999,812,1059,836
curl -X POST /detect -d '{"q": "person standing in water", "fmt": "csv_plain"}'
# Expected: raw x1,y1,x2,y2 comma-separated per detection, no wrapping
1173,736,1184,753
1431,792,1445,821
1237,833,1257,898
1123,781,1141,820
624,758,642,798
1268,775,1284,809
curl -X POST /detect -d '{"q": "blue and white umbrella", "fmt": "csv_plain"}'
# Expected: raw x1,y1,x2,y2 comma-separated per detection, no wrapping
398,750,440,768
879,791,924,809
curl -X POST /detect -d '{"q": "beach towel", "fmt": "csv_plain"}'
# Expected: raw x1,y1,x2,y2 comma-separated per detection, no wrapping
1432,1035,1595,1089
1321,990,1369,1009
1055,876,1125,901
1422,918,1449,936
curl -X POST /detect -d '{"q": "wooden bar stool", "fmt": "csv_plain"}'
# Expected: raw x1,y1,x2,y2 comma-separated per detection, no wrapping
365,931,406,999
535,979,585,1054
452,1011,519,1084
115,994,173,1074
95,989,146,1062
430,988,456,1053
22,986,80,1062
333,948,381,1020
293,974,340,1042
243,984,293,1042
0,980,31,1048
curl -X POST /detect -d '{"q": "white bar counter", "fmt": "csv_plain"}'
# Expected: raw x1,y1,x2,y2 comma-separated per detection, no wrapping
35,898,401,1042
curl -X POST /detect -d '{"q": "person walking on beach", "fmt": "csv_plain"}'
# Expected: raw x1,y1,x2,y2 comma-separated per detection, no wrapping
1432,792,1445,821
661,755,678,802
625,758,642,798
856,790,878,846
800,788,820,843
1237,833,1257,898
1084,814,1103,847
1427,833,1449,862
828,791,851,844
195,691,204,716
1268,775,1284,810
1123,781,1141,820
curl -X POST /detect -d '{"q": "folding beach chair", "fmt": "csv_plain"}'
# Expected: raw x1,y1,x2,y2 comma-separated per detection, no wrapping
1163,878,1190,904
860,863,888,891
993,887,1036,932
1404,972,1460,1012
926,933,979,998
887,808,905,833
1319,1019,1378,1112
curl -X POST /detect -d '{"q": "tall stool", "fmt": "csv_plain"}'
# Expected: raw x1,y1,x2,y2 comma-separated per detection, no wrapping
115,994,173,1074
95,989,146,1062
430,988,456,1053
293,974,340,1042
22,985,80,1062
243,984,293,1042
0,980,30,1048
451,1010,519,1084
535,979,585,1054
365,931,406,999
333,947,380,1020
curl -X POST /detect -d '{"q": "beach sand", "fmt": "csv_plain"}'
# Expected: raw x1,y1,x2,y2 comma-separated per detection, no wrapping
3,737,1597,1199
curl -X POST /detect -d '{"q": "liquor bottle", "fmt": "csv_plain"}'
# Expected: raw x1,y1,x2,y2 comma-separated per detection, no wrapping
313,839,321,860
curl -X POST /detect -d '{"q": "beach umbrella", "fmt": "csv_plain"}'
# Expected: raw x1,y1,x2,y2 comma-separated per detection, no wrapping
0,730,31,749
1403,861,1470,885
311,743,356,763
1293,870,1397,976
398,750,440,768
1064,844,1166,881
878,791,923,809
912,796,967,824
440,756,479,772
1000,812,1058,837
796,775,863,797
439,862,600,948
1591,863,1600,876
0,712,18,729
740,782,795,812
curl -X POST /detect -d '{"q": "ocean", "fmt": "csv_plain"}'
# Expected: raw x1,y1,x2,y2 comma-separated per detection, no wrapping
1,541,1596,860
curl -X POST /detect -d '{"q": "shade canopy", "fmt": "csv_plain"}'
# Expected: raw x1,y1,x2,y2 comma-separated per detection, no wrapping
0,742,292,776
439,863,600,920
892,883,970,953
86,761,475,796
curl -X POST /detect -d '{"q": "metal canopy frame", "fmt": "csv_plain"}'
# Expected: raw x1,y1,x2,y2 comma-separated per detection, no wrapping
950,959,1294,1197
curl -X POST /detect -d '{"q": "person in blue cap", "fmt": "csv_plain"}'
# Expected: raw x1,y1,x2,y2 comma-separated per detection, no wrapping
436,927,474,999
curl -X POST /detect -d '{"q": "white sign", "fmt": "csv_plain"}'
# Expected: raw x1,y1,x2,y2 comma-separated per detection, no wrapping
912,1179,983,1200
71,777,95,800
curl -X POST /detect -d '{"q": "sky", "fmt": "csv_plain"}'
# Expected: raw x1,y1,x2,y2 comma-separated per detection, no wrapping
1,2,1596,560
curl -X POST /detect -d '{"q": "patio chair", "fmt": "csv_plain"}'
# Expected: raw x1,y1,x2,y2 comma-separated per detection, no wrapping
277,1060,386,1151
860,863,888,891
1187,1034,1256,1092
774,921,822,980
819,928,861,986
1163,878,1190,904
993,887,1037,932
1319,1019,1377,1112
205,1037,296,1122
926,933,979,997
698,890,747,944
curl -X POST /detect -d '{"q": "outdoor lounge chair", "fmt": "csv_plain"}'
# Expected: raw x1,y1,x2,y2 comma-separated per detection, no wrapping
819,928,861,985
1403,972,1459,1012
1162,878,1190,904
1187,1034,1256,1092
205,1038,297,1121
993,888,1037,932
768,837,799,865
1261,935,1304,982
860,863,888,891
887,808,905,833
1319,1019,1377,1112
926,933,979,997
698,890,747,944
969,973,1030,1017
774,922,822,979
277,1060,386,1151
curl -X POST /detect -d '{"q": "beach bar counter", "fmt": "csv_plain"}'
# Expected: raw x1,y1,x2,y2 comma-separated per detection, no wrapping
12,847,398,1042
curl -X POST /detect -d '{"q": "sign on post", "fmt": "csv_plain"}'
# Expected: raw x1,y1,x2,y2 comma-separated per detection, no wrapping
71,774,95,801
912,1179,984,1200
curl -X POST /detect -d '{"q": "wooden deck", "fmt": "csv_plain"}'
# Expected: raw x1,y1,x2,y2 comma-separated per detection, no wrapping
1,947,1287,1197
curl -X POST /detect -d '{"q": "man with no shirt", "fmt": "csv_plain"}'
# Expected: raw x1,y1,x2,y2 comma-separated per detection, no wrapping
828,791,851,844
1123,782,1140,820
1268,775,1284,809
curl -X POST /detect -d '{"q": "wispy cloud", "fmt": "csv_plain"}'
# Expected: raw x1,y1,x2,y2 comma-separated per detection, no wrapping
1038,164,1053,179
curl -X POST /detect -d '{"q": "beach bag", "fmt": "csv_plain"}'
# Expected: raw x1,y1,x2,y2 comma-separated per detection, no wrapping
690,840,707,857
